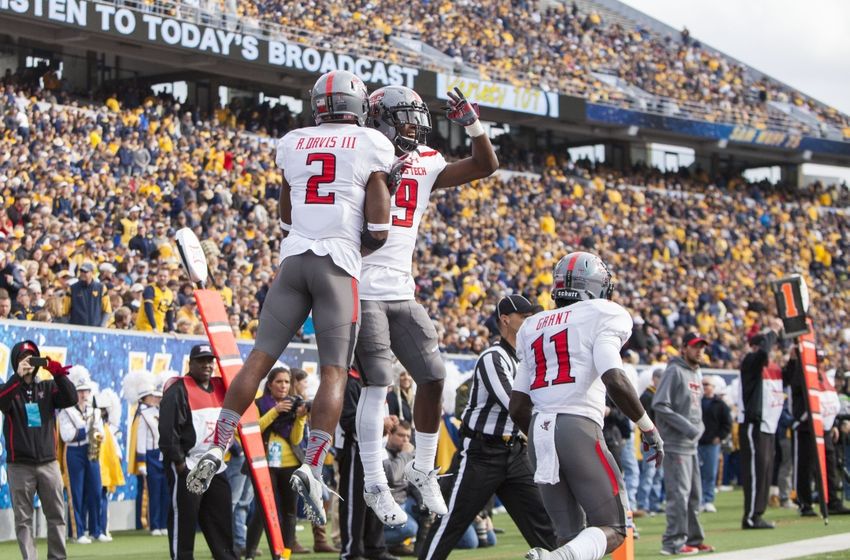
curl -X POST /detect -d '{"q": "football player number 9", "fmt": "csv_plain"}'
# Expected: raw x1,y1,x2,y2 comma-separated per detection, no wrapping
305,153,336,205
392,179,419,228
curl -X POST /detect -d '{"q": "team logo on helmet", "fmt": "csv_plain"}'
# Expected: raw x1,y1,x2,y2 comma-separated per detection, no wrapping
368,85,431,153
551,252,614,305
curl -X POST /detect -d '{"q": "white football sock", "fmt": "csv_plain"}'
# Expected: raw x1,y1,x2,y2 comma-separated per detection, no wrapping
357,385,389,487
413,431,439,472
551,527,607,560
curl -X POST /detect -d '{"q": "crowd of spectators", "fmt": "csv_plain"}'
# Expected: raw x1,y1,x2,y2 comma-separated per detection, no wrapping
1,75,849,373
141,0,850,135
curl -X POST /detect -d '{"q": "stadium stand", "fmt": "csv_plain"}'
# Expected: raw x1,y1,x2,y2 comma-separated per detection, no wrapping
1,75,848,371
147,0,850,136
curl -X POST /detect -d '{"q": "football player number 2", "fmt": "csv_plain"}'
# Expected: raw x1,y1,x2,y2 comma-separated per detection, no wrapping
530,329,575,390
392,179,418,228
305,153,336,204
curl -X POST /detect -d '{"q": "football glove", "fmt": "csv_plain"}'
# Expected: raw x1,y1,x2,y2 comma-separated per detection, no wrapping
445,87,480,127
640,427,664,468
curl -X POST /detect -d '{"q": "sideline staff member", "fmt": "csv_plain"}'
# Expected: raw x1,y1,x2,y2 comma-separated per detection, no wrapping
0,340,76,560
159,344,238,560
421,295,555,560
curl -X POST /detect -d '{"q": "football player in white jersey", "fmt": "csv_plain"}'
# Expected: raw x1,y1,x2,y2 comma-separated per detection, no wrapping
187,70,395,527
354,86,499,525
509,252,665,560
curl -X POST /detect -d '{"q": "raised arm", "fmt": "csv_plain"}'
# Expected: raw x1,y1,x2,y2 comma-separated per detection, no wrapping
433,88,498,190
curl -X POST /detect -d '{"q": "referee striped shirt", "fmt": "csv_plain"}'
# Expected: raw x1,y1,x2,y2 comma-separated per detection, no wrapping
461,339,520,438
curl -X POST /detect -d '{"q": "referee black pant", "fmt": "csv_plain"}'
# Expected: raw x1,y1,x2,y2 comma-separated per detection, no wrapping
740,422,775,527
338,440,387,560
165,462,238,560
419,435,556,560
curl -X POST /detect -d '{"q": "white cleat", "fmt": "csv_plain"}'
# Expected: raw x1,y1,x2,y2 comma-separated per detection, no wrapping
76,535,92,544
290,464,327,526
186,448,223,495
525,548,551,560
364,484,408,527
404,461,448,516
96,533,113,543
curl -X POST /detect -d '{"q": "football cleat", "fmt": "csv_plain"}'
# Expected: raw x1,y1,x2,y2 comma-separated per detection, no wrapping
364,484,408,527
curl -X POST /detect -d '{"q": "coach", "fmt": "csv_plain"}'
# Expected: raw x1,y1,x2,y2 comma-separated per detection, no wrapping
159,344,238,560
738,323,784,529
0,340,76,560
420,295,555,560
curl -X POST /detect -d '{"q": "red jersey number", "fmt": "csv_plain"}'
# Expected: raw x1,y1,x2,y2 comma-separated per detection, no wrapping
529,328,575,390
392,179,418,228
305,153,336,205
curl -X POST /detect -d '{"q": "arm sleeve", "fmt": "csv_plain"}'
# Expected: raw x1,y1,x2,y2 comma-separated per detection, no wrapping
593,334,625,376
50,375,78,410
165,309,175,332
0,377,21,413
51,374,79,409
718,401,733,440
258,407,279,433
512,327,531,395
369,133,396,174
136,413,148,465
652,367,698,438
57,410,79,443
143,287,156,329
477,350,513,411
275,135,288,170
158,383,187,465
289,414,307,446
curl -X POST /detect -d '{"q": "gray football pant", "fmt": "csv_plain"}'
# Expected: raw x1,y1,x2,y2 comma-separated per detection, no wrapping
661,451,705,551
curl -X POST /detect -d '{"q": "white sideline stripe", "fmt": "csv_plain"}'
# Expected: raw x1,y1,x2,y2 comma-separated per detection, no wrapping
241,425,260,435
706,533,850,560
251,458,268,468
206,325,231,333
219,358,242,368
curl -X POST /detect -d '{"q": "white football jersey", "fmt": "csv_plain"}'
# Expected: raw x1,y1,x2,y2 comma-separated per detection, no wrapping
276,123,395,280
514,299,633,428
360,146,448,300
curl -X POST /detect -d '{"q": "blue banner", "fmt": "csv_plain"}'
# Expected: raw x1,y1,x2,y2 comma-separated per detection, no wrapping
0,319,479,509
587,104,850,157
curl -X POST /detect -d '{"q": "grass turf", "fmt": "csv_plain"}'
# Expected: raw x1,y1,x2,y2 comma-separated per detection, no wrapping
2,489,848,559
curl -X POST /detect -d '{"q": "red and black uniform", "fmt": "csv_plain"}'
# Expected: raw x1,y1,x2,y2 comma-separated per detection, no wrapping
738,331,784,528
159,375,237,560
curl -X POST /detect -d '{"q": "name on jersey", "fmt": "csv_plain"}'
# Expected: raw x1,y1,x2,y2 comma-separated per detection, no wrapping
402,167,427,176
535,310,571,330
294,136,358,150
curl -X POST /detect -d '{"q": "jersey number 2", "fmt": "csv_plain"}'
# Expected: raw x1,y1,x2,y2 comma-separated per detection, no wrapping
305,153,336,204
392,179,418,228
529,328,575,390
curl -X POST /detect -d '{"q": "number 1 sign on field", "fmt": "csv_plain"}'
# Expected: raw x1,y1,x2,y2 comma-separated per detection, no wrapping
176,228,286,558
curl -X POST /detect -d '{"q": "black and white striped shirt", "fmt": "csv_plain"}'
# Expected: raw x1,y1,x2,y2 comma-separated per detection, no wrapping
461,340,519,438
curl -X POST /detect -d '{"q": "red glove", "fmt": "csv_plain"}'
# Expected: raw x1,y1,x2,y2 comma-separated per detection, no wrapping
46,359,72,377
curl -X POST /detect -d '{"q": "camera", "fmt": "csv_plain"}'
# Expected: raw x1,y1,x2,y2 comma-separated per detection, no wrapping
279,396,304,420
30,357,49,368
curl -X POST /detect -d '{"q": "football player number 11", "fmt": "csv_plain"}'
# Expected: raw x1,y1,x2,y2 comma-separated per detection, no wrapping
530,328,575,390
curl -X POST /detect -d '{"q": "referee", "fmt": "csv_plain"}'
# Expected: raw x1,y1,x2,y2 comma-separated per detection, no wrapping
420,295,556,560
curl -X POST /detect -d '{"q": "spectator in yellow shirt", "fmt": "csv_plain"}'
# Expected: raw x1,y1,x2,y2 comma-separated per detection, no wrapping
244,367,309,556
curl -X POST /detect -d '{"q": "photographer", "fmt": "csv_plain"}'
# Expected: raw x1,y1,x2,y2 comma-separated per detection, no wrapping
244,366,309,558
0,340,75,560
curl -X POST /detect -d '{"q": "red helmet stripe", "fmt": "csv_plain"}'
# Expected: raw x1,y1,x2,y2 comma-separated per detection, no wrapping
566,253,581,272
326,71,335,97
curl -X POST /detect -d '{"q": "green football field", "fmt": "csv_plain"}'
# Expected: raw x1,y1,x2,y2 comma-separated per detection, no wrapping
2,489,848,559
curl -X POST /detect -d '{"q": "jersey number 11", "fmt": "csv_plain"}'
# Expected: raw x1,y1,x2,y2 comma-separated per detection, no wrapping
529,328,575,390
